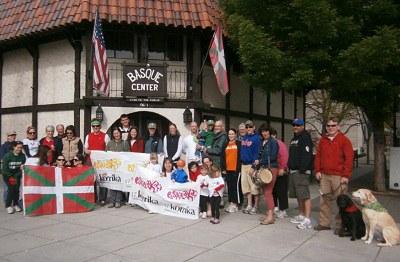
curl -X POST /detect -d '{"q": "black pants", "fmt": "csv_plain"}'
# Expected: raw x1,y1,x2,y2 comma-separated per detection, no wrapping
96,181,108,202
273,174,289,211
210,196,221,219
3,176,20,208
199,195,209,213
226,172,243,205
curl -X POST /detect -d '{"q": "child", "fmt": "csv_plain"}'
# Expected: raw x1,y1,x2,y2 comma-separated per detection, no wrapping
170,160,188,183
147,153,162,174
208,165,224,224
188,161,201,182
196,167,209,219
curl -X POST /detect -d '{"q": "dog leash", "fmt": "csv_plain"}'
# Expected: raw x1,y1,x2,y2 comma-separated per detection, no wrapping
319,184,345,200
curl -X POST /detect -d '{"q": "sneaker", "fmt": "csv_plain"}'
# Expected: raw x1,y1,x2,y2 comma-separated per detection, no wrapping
108,203,115,208
273,207,279,215
249,207,258,215
276,210,288,219
290,215,305,224
225,203,233,212
14,205,22,212
100,201,106,206
226,204,238,213
314,224,331,231
213,219,220,224
6,207,14,214
297,218,312,230
243,205,252,214
115,202,121,208
201,212,207,219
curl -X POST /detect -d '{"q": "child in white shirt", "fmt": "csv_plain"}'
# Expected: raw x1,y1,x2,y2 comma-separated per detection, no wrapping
146,153,162,174
208,166,224,224
196,167,209,219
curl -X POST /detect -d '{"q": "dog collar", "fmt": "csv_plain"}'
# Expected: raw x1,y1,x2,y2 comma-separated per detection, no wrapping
345,204,359,213
364,202,387,212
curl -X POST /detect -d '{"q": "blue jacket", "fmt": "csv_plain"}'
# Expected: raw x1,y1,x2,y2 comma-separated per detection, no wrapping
259,138,279,168
0,141,13,160
240,133,261,164
171,169,188,183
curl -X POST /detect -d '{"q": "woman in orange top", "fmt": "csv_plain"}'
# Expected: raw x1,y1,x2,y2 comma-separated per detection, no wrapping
221,128,242,213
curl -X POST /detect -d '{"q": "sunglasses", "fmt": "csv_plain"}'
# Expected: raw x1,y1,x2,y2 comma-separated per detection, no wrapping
92,125,100,128
292,124,301,127
245,125,253,128
28,132,36,134
73,159,80,161
326,124,337,128
66,132,73,134
57,159,65,161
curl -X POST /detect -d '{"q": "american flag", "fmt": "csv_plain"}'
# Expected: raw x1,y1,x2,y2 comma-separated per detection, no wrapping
92,10,109,96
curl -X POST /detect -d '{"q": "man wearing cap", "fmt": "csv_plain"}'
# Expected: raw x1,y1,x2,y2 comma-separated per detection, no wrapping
240,120,261,215
144,122,163,154
0,131,17,160
314,117,353,233
288,118,314,229
84,119,110,206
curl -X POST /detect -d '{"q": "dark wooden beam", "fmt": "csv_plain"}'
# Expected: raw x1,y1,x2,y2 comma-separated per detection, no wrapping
267,91,271,125
26,45,39,130
191,31,202,102
0,53,3,140
84,32,93,138
294,89,298,118
0,103,76,114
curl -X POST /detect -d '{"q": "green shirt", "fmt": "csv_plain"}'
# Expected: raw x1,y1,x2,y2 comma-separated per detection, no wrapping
2,152,26,178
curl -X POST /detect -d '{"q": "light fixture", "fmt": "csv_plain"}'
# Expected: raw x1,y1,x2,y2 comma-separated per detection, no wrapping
183,107,192,124
96,104,104,122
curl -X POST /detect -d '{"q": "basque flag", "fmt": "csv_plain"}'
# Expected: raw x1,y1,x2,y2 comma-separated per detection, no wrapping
209,25,229,96
23,166,95,216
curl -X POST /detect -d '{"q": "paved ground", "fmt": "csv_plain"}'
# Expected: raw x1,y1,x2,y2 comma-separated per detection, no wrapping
0,164,399,262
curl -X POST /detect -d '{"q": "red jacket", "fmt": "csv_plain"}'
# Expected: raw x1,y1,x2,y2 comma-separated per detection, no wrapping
314,132,354,178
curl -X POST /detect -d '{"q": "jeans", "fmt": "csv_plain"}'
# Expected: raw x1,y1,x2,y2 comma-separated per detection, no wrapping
109,190,123,204
210,196,221,219
199,195,209,213
3,176,20,208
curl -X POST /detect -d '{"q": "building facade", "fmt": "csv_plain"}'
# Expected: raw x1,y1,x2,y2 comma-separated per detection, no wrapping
0,1,304,144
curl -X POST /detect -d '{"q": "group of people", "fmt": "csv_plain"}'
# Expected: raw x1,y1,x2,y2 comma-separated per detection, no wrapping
1,113,354,234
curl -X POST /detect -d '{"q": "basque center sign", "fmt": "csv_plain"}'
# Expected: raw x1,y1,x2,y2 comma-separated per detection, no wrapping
123,64,167,97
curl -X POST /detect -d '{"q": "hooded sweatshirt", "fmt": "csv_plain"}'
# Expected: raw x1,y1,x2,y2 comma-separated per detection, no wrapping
240,133,261,165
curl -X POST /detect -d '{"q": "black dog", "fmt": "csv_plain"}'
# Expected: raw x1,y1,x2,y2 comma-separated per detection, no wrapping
337,194,365,241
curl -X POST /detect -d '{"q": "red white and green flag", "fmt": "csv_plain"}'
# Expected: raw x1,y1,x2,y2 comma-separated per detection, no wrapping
209,24,229,96
23,165,95,216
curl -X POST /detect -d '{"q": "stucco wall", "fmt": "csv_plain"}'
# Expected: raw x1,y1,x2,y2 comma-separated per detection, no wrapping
296,94,304,118
229,73,249,112
253,87,267,115
81,36,87,99
37,111,74,139
202,65,225,108
38,40,74,105
270,91,282,118
1,113,32,142
230,117,248,130
1,49,33,108
284,91,295,120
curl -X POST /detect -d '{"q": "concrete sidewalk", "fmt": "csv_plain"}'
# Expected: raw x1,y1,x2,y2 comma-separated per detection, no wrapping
0,165,399,262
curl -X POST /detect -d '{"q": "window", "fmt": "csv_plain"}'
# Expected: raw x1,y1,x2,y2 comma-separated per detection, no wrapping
104,31,134,59
147,33,184,61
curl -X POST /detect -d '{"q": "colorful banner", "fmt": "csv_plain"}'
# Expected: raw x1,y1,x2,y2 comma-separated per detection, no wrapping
90,151,200,219
23,166,95,216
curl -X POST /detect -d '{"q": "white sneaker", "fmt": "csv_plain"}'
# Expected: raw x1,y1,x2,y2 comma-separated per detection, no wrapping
243,205,252,214
273,207,279,215
6,207,14,214
226,204,238,213
276,210,288,219
249,207,258,215
201,212,207,219
297,218,312,230
225,203,233,212
14,205,22,212
290,215,305,224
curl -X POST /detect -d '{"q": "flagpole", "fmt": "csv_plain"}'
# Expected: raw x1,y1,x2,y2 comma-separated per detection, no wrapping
196,30,216,83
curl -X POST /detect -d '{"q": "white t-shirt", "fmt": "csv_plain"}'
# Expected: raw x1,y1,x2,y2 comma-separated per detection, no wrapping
196,175,209,197
22,138,40,157
182,134,199,163
208,176,225,197
147,163,162,174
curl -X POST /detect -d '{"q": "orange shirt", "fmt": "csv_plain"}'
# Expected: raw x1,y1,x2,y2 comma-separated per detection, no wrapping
225,141,238,171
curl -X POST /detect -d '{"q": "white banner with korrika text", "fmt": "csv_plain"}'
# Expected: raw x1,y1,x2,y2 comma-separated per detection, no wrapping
90,151,200,219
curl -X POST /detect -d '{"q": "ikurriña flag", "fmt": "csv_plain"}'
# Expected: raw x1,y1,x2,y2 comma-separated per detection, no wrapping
23,165,95,216
209,24,229,96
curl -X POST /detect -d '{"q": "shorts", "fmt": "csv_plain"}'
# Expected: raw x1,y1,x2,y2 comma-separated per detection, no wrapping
241,164,259,195
289,171,310,200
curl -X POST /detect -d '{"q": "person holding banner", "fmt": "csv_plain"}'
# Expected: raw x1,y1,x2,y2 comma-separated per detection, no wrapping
84,119,110,206
144,123,163,154
161,158,174,178
106,128,130,208
163,123,183,165
128,127,144,153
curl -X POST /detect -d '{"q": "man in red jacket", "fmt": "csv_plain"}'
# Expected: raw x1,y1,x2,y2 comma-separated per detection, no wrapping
314,117,354,233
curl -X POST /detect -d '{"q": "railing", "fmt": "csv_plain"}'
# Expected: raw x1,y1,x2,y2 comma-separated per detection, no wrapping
106,62,187,99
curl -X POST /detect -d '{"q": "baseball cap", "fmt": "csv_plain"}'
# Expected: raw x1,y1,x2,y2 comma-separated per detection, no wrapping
7,131,16,136
292,118,305,126
148,122,157,129
91,119,101,126
245,120,254,127
207,120,215,126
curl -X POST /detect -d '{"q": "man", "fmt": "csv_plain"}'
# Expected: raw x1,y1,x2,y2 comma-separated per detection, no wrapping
205,120,227,168
84,119,110,206
240,120,261,215
314,117,354,233
238,123,246,141
118,114,132,141
144,122,163,154
56,124,65,139
182,122,200,164
288,119,314,230
0,131,17,160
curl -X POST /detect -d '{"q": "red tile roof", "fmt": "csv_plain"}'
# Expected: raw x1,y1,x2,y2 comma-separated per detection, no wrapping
0,0,220,42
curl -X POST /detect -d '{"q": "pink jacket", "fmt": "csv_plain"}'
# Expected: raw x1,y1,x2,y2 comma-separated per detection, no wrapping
276,139,288,170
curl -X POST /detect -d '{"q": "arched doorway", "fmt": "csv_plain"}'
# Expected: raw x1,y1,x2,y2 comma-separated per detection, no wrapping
108,111,171,139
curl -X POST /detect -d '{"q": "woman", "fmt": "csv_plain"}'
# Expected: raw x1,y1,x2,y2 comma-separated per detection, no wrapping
128,127,144,153
55,155,66,168
161,158,174,178
72,154,85,168
106,128,130,208
22,126,40,158
257,126,279,225
40,125,62,163
38,145,54,166
62,125,83,166
221,128,242,213
2,141,26,214
163,123,183,164
144,122,163,154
